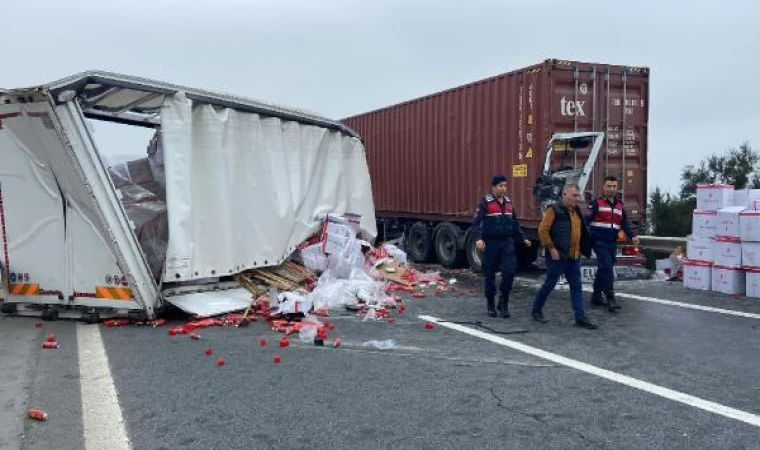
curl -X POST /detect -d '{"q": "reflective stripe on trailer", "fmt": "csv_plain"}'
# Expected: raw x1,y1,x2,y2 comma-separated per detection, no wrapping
95,286,133,300
8,283,40,295
0,112,22,129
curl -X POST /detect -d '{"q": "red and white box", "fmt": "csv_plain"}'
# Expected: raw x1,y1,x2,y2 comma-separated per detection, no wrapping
732,189,760,208
697,184,734,211
686,236,714,263
744,267,760,298
714,236,742,268
739,210,760,242
716,206,745,239
692,210,717,238
741,242,760,268
711,265,745,295
683,259,712,291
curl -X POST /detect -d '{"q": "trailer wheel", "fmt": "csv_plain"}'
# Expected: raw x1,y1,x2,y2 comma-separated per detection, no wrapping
407,222,434,263
1,302,18,314
42,308,59,321
434,222,465,268
465,232,482,273
128,310,146,322
81,311,100,324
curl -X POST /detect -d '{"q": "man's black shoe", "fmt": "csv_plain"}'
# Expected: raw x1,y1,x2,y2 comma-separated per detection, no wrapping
605,290,621,311
487,310,498,318
590,290,604,307
497,296,510,318
531,312,548,324
575,318,598,329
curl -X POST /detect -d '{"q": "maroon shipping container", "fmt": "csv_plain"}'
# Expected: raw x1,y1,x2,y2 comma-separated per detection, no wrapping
343,58,649,268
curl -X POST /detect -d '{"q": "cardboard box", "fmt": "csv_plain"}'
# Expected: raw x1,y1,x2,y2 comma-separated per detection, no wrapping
745,268,760,298
697,184,734,211
711,265,745,295
683,259,712,291
716,206,745,239
714,237,742,268
692,210,717,238
686,236,714,263
731,189,760,208
739,211,760,242
741,242,760,269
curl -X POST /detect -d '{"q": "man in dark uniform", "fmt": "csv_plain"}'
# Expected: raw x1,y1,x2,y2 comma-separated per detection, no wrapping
471,174,531,318
587,175,639,312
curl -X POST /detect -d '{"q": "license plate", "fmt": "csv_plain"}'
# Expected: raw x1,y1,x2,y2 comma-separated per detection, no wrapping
581,266,597,283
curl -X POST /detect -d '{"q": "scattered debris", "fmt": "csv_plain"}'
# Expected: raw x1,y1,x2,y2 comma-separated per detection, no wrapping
364,339,396,350
217,357,225,367
273,355,282,363
425,322,436,330
27,409,48,421
205,348,213,356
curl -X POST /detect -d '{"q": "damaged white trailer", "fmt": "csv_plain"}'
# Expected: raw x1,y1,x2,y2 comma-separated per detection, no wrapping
0,72,376,321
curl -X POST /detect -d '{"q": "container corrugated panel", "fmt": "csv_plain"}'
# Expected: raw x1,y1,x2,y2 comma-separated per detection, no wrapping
343,59,649,229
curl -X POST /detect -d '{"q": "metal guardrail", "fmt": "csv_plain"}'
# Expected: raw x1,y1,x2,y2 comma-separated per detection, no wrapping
637,236,687,254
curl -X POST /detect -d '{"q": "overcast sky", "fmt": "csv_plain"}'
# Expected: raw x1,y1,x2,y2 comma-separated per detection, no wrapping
2,0,758,194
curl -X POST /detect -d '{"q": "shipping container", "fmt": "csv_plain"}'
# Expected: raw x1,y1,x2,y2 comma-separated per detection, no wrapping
343,59,649,269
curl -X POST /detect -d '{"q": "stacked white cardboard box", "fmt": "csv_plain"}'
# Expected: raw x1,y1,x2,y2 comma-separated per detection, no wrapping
684,184,760,298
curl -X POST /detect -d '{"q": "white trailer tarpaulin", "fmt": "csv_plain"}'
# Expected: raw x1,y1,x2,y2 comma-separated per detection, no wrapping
161,93,376,283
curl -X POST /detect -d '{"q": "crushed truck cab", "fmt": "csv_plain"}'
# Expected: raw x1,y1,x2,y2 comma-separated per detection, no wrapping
0,72,376,320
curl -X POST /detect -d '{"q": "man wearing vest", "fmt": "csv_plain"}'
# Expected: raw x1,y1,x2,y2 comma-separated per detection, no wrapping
531,183,596,329
472,174,532,318
587,175,639,312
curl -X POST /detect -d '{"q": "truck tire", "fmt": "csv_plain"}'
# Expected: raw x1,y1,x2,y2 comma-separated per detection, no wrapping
434,222,465,268
42,308,59,321
465,232,482,273
407,221,434,262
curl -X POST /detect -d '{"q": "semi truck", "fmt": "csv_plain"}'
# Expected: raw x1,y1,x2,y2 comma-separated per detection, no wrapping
342,59,649,271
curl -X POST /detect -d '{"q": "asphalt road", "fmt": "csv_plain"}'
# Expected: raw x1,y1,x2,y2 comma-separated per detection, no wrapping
4,269,760,449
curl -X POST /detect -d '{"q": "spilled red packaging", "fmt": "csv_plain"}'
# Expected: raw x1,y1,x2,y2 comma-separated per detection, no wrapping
27,409,48,421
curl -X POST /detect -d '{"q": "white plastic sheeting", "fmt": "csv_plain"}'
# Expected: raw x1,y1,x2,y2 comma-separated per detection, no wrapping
161,93,376,283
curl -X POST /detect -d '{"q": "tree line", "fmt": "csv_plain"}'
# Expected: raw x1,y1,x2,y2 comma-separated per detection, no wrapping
647,142,760,237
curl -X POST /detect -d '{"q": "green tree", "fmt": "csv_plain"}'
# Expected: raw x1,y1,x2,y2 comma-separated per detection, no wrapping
647,142,759,237
647,187,693,237
680,142,760,200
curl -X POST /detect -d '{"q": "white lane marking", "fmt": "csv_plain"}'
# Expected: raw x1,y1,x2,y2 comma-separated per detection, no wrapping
77,324,131,450
515,276,760,320
420,315,760,428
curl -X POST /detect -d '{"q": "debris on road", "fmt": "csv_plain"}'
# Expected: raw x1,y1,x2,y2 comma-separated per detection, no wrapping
27,409,48,421
364,339,396,350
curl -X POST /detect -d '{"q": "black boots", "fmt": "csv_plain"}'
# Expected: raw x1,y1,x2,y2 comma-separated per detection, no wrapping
605,289,621,312
487,295,510,318
591,288,604,307
497,295,510,318
487,296,497,317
